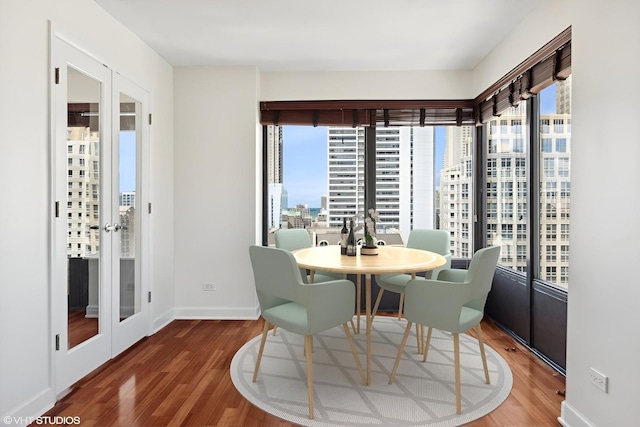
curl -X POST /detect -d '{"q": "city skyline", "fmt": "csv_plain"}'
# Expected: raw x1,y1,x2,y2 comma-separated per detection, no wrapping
280,84,558,209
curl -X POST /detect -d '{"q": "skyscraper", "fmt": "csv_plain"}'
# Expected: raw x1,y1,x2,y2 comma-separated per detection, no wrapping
326,126,435,240
266,125,284,230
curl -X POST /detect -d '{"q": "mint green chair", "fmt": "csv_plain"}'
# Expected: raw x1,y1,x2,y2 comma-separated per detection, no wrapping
388,245,500,415
275,229,346,284
372,229,452,320
249,245,365,419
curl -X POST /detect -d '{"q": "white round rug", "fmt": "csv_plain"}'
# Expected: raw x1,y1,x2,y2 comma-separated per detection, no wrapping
231,317,512,426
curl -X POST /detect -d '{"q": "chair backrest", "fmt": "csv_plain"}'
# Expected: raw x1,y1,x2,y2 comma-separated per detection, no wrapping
464,245,501,311
249,245,304,311
403,245,500,332
406,229,450,256
275,229,313,252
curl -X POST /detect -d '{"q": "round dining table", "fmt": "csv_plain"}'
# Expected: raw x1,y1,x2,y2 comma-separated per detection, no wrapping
292,245,446,385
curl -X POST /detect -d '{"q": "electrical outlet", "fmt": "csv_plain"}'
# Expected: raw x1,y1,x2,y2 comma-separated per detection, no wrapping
589,368,608,393
203,283,216,291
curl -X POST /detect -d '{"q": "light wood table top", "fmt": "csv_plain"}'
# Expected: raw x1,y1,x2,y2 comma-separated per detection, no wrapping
292,245,446,276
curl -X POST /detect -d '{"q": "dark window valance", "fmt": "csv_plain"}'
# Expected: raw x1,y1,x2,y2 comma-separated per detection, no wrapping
475,27,571,123
260,100,476,127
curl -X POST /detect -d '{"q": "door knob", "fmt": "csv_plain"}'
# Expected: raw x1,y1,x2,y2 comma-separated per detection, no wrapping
113,223,121,232
103,223,113,232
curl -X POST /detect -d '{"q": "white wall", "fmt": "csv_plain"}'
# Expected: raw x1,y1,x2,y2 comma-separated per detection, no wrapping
472,0,572,98
560,1,640,426
173,66,261,319
0,0,174,419
261,70,474,100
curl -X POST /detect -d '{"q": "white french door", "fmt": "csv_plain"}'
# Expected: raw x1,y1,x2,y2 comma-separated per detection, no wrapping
52,36,150,394
111,74,150,357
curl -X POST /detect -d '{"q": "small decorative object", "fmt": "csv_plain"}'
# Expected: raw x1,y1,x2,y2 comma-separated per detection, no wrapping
361,209,380,256
346,219,357,256
340,217,348,255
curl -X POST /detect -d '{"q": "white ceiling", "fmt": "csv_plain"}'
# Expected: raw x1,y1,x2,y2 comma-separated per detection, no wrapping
95,0,541,71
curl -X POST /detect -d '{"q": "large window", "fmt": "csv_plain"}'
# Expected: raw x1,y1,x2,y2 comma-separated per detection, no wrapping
538,77,571,288
486,104,528,272
266,125,438,247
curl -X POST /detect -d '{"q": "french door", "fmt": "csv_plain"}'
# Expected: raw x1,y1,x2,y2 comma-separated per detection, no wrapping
51,36,150,394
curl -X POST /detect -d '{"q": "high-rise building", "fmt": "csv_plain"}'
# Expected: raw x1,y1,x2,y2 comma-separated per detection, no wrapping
266,125,283,184
326,126,435,240
67,127,101,258
120,191,135,207
266,125,284,230
440,126,474,259
556,75,572,114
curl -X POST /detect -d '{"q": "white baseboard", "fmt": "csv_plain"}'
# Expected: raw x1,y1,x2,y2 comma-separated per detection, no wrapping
174,304,260,320
152,308,175,333
3,387,56,427
558,401,596,427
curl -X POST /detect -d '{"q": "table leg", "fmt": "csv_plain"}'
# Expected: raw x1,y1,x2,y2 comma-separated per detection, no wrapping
356,275,361,334
365,273,372,386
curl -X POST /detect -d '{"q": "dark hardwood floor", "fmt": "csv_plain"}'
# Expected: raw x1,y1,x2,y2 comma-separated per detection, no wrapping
41,315,565,426
68,310,99,349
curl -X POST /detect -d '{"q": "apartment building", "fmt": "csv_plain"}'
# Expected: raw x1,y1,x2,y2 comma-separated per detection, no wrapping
327,126,435,239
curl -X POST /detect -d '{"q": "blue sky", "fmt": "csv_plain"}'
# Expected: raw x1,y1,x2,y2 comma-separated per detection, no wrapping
119,131,136,192
282,84,558,208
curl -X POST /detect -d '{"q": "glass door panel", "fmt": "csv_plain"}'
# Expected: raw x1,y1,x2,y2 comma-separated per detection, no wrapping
111,75,149,357
118,94,139,321
66,68,102,348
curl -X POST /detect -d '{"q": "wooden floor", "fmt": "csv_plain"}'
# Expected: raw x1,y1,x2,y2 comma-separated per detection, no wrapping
42,315,565,426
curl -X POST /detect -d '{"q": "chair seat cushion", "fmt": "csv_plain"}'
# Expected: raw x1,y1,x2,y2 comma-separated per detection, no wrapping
377,273,425,294
262,302,309,335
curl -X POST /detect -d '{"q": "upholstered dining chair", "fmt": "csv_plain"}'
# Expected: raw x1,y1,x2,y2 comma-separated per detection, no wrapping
388,245,501,415
249,245,365,419
372,229,451,321
274,228,346,284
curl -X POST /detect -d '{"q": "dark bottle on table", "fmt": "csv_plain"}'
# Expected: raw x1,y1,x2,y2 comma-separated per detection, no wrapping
347,220,357,256
340,217,348,255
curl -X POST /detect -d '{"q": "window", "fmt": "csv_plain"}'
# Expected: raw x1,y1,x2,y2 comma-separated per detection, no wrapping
486,103,527,272
538,77,571,289
268,124,440,246
556,138,567,152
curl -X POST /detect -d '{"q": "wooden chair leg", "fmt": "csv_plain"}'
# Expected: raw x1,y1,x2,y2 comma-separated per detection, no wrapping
397,293,404,320
389,321,413,384
453,332,461,414
305,335,314,419
371,288,384,323
422,327,433,362
415,323,422,354
343,323,365,385
476,323,490,384
253,320,270,382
